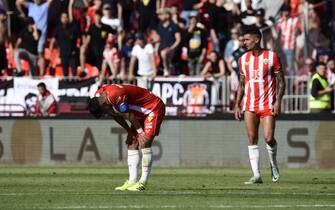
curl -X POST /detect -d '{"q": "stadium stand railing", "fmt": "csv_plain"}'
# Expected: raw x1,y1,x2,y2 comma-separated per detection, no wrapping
1,75,334,116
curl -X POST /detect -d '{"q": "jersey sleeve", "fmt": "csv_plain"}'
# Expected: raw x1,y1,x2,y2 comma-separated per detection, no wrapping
94,87,104,97
106,85,129,113
273,52,282,73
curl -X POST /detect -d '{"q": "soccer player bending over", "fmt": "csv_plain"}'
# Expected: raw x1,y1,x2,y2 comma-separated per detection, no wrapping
88,84,165,191
234,28,285,184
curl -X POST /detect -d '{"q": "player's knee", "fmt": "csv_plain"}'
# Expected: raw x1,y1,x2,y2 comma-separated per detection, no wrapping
140,136,154,148
128,142,139,150
265,137,276,145
247,132,257,141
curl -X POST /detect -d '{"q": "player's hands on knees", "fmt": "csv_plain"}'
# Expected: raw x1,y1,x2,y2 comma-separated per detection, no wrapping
234,105,242,121
137,132,149,148
272,101,280,117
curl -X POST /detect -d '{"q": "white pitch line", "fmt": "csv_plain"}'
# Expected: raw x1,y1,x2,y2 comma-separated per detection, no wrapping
210,204,335,209
33,204,335,209
51,205,179,209
1,191,335,196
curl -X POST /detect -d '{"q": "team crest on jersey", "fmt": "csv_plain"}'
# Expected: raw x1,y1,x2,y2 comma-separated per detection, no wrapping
245,61,249,65
264,59,269,64
147,112,155,122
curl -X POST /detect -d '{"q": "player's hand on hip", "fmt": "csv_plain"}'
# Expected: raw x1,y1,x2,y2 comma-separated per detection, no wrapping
234,105,242,121
272,101,280,117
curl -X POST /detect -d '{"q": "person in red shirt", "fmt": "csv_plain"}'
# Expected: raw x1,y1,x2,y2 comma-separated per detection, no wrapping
88,84,165,191
234,28,286,184
36,82,57,117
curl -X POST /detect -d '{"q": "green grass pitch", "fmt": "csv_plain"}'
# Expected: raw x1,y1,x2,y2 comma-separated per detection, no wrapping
0,166,334,209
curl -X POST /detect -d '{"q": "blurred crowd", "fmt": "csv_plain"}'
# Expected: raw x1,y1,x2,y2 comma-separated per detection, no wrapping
0,0,334,85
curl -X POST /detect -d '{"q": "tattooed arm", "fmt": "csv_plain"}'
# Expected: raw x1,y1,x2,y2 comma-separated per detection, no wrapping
234,74,245,121
272,71,286,116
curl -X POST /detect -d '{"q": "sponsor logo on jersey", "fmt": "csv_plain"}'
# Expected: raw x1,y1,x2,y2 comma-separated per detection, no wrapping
147,113,154,122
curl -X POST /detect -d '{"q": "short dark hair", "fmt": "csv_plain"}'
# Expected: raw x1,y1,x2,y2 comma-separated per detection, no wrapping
37,82,46,90
88,97,104,119
95,10,103,17
316,62,327,68
243,27,262,40
26,17,35,25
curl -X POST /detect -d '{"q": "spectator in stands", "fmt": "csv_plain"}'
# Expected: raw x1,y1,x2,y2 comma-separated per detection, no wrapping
161,0,182,11
224,27,240,68
327,59,335,86
87,0,103,26
170,4,186,30
327,59,335,111
309,62,333,113
252,8,273,49
49,12,80,78
101,3,123,47
129,33,157,87
315,49,330,64
16,0,53,76
14,17,40,77
68,0,89,32
180,0,206,26
0,9,7,75
233,0,262,14
80,11,116,77
208,0,231,54
239,0,257,27
137,0,160,32
120,33,135,81
295,57,315,95
118,0,134,31
101,3,123,32
201,51,226,79
102,0,122,19
290,0,302,17
297,57,315,78
226,34,246,75
36,82,57,117
156,8,181,76
100,34,120,81
201,50,227,110
276,7,301,75
185,14,207,76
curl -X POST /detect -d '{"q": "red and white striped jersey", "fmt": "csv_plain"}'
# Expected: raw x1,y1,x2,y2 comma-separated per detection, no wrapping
239,50,282,112
36,90,57,116
277,16,300,50
95,84,164,119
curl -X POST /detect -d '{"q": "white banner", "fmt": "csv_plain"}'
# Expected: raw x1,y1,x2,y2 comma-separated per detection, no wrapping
13,78,59,110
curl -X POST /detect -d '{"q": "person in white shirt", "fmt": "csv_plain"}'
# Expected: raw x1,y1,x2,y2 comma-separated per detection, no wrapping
101,3,123,47
129,33,157,87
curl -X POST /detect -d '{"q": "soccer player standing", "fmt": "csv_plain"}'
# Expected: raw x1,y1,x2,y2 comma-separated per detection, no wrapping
234,28,285,184
88,84,165,191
